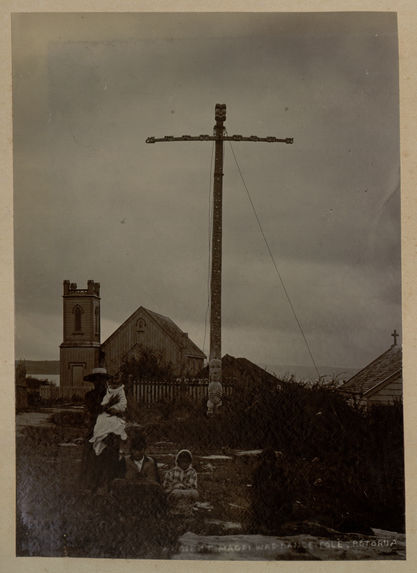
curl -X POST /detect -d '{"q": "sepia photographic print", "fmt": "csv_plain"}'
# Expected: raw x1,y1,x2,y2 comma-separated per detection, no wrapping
9,8,412,563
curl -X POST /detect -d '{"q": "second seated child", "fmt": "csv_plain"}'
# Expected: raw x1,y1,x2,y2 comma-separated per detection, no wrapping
163,449,199,512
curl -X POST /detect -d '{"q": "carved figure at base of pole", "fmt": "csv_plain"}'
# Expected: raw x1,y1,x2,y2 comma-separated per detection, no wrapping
207,359,223,415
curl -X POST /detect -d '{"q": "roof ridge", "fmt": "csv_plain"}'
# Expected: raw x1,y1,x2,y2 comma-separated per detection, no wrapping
145,309,205,358
101,306,147,346
144,307,173,323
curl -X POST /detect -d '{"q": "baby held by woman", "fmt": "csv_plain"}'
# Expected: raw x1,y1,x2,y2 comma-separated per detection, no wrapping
89,375,127,456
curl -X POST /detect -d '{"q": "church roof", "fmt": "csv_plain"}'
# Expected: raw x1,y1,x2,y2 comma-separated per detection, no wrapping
340,345,402,396
143,307,206,359
101,306,206,359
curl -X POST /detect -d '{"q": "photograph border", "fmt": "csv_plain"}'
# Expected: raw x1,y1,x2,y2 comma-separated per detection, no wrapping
1,1,416,571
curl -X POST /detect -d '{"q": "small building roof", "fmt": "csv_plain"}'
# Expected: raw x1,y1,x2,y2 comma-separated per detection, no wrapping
340,344,402,396
198,354,283,385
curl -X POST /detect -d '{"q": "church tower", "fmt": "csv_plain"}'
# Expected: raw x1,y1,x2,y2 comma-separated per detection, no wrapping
59,280,101,397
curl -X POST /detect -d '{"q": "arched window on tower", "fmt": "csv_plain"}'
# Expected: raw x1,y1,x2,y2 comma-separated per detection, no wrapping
73,305,84,332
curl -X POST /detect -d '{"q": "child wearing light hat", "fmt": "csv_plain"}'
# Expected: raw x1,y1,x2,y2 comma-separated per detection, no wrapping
163,449,199,514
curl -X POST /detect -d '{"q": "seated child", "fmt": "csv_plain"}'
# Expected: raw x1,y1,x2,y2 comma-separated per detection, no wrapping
112,432,166,518
163,449,199,510
123,432,161,484
89,375,127,456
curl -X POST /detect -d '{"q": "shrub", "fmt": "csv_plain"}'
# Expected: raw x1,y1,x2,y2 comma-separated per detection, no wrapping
159,380,405,532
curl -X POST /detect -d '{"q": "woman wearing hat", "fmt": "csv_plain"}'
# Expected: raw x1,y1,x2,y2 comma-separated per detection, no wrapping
80,367,125,493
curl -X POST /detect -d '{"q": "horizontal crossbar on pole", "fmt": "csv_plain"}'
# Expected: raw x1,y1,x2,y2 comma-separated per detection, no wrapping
146,135,294,144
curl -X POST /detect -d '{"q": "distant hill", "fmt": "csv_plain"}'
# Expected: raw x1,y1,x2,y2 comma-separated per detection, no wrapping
14,358,357,385
197,355,357,389
16,360,60,375
263,363,358,384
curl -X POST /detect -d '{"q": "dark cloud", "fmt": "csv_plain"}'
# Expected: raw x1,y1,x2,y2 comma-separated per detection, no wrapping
13,12,401,369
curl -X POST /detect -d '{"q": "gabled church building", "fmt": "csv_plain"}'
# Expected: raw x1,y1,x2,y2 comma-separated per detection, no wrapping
102,306,206,378
59,280,206,398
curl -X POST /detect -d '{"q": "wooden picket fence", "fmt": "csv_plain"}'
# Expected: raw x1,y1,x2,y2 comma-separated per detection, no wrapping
132,378,234,405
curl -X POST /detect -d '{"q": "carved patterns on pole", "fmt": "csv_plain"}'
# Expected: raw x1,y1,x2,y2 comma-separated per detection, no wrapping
145,103,293,415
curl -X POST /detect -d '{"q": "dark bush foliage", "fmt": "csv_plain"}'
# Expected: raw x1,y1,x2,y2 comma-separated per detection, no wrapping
16,378,405,556
120,347,174,384
159,381,405,533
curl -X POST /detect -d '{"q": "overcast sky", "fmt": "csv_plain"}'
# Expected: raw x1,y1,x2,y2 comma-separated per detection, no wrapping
12,12,400,373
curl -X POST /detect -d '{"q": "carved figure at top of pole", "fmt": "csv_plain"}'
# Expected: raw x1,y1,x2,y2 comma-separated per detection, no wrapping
215,103,226,123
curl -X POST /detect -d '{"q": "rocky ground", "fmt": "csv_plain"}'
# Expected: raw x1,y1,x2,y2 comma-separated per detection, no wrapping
16,406,406,560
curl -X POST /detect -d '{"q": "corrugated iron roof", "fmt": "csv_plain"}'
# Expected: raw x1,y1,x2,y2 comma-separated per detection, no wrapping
340,345,402,396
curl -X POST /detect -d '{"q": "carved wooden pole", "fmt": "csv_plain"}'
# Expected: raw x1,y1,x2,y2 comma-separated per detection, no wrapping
146,104,293,415
207,104,226,415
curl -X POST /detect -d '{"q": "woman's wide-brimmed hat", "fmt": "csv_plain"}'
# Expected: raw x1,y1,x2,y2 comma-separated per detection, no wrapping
84,367,112,382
